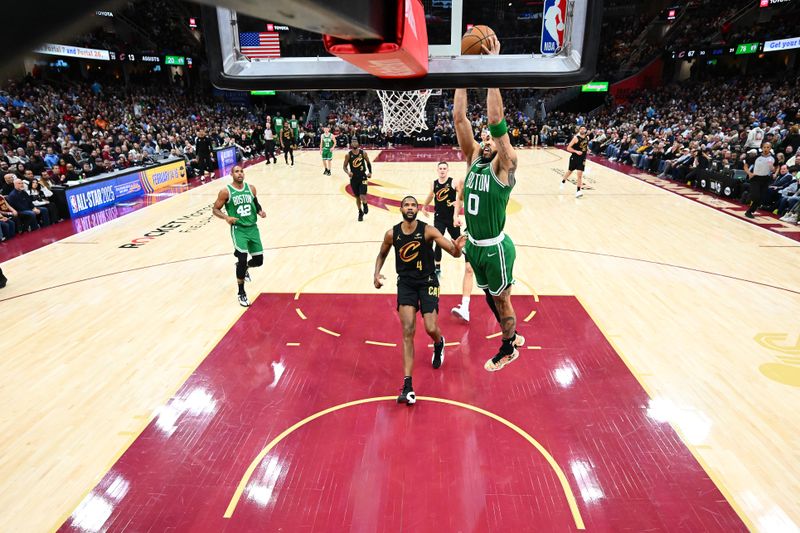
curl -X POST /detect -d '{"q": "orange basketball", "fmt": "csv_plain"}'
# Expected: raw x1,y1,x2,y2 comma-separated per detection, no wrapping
461,25,497,55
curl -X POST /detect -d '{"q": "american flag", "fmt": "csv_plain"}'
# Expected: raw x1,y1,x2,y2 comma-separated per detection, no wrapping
239,32,281,58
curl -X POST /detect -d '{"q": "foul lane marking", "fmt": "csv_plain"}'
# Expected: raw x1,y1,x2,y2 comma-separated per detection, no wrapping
223,395,585,529
427,342,461,347
524,310,537,322
527,346,542,350
365,340,397,347
317,327,341,337
286,342,300,347
295,308,307,320
486,332,502,339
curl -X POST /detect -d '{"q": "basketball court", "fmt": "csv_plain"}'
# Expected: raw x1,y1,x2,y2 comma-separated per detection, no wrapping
1,146,798,531
2,0,799,531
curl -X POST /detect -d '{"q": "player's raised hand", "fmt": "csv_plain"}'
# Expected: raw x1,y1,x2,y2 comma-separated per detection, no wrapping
482,35,501,55
374,274,385,289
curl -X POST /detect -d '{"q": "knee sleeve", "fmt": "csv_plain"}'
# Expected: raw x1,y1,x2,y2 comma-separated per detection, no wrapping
235,251,248,279
247,255,263,268
483,289,502,324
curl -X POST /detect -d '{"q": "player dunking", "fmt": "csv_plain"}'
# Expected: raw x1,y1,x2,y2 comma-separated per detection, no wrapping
374,196,466,404
453,36,525,371
561,125,588,198
344,139,372,221
212,165,266,307
320,126,335,175
422,161,461,278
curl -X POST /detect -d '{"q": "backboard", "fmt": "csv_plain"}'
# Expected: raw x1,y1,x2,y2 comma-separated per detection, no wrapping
202,0,602,91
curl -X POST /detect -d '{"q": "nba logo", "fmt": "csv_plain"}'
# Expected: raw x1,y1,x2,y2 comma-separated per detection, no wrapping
267,23,274,31
541,0,566,56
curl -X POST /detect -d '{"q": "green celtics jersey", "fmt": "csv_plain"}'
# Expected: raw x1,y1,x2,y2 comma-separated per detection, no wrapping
225,183,258,227
322,134,334,150
274,117,284,132
290,119,299,133
463,157,512,241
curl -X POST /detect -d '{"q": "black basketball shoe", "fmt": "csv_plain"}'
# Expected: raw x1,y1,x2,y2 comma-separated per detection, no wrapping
397,382,416,405
432,336,445,369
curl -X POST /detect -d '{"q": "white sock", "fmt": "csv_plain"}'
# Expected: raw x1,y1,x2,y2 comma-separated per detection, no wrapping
461,296,470,308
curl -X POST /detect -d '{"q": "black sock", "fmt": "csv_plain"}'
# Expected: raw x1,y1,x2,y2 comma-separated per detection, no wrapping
403,376,412,388
435,337,444,348
238,283,245,295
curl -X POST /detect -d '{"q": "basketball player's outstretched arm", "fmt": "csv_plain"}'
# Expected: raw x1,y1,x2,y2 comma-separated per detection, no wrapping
374,229,393,289
487,87,518,186
454,89,480,161
212,189,236,225
425,225,466,257
483,36,518,187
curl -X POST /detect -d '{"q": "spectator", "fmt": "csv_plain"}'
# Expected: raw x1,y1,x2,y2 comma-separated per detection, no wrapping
6,177,50,230
0,206,15,242
28,178,60,222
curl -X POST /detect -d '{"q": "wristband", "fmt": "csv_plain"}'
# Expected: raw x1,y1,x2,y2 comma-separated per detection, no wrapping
488,118,508,138
254,197,262,212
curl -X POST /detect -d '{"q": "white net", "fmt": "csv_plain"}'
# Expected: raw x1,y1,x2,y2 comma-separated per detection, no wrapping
376,89,437,134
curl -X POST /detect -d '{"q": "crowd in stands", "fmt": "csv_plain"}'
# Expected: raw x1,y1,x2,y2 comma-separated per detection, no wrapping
572,77,800,221
0,77,270,242
3,63,799,247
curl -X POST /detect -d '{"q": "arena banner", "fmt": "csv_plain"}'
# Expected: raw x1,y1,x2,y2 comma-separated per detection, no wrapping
764,36,800,52
64,172,142,218
113,171,146,201
142,160,188,193
215,146,239,178
65,179,117,217
33,43,111,61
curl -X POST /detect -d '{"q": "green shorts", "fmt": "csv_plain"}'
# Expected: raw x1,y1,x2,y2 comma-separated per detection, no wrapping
322,149,333,161
231,224,263,255
464,233,516,296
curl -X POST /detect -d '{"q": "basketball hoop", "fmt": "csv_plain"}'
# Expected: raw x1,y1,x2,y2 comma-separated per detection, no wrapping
377,89,440,134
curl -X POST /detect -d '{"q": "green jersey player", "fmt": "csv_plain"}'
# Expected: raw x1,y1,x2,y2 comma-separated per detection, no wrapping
213,165,266,307
453,35,525,372
320,126,335,175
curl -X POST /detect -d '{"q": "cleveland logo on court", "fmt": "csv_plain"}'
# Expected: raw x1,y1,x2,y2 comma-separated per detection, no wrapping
398,241,420,262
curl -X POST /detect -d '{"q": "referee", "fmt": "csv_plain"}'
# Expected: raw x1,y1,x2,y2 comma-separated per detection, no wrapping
744,142,777,219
